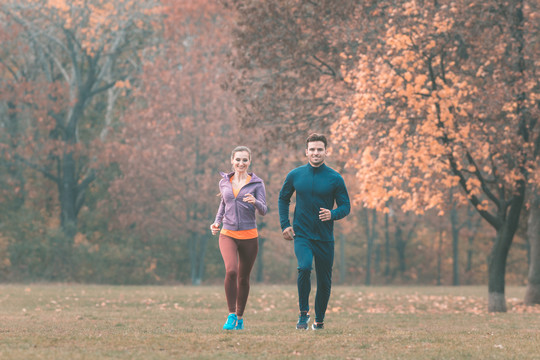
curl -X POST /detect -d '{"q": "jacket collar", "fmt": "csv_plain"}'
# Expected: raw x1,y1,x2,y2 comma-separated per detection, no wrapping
307,162,327,171
220,171,262,183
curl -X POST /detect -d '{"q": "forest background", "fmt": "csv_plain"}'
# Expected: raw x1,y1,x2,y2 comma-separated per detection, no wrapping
0,0,538,313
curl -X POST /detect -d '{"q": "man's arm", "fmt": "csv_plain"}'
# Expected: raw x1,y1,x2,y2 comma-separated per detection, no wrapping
330,176,351,220
278,172,295,231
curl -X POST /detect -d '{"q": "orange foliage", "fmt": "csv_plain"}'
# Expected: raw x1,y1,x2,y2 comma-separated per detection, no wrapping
106,0,238,240
332,0,539,217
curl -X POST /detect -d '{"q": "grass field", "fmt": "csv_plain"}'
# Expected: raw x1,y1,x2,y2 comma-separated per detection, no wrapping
0,284,539,359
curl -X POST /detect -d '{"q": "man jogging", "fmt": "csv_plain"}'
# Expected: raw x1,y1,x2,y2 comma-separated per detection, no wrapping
278,133,350,330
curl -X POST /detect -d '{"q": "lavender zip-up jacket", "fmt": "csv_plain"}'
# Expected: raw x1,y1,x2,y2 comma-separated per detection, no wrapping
214,172,267,231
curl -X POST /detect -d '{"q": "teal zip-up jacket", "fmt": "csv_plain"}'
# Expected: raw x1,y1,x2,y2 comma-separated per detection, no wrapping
278,163,350,241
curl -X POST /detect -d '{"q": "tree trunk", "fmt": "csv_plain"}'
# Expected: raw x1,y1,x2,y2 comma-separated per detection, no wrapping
466,234,473,275
374,242,381,274
450,207,460,285
197,235,208,283
256,237,265,282
59,94,94,239
366,211,372,285
437,228,443,286
189,235,199,285
339,233,346,284
465,214,482,284
384,212,391,277
488,195,524,312
189,230,209,286
525,195,540,305
487,234,509,312
395,225,406,274
256,220,267,283
364,209,377,285
5,101,26,211
59,152,78,239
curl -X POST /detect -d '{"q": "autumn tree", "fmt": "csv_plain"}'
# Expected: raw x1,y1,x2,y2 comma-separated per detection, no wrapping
333,0,539,311
227,0,360,145
0,0,161,278
0,20,25,215
0,1,159,231
229,0,537,298
106,0,241,284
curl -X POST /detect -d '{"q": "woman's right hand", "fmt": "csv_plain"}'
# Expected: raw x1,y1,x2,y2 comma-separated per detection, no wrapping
210,223,220,236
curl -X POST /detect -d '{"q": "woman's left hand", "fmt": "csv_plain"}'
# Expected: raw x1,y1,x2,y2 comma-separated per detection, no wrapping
243,193,256,204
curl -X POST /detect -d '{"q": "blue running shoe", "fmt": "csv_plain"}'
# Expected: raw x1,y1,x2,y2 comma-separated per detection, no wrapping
223,314,237,330
296,312,310,330
235,318,244,330
312,322,324,330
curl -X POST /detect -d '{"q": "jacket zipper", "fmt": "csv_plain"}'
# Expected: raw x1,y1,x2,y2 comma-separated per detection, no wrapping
231,178,259,231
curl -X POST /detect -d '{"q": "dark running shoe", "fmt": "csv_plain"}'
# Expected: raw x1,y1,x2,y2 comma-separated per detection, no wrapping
312,322,324,330
296,312,310,330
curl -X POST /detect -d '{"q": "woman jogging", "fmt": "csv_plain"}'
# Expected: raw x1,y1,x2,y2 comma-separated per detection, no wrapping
210,146,267,330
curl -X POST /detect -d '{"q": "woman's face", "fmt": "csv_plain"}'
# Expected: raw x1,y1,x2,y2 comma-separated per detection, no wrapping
231,151,251,173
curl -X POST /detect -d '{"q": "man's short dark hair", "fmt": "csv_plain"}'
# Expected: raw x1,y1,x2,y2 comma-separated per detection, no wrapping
306,133,327,148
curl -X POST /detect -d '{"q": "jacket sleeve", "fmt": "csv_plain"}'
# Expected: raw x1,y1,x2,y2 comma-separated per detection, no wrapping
330,176,350,221
254,182,268,216
214,188,226,225
278,172,295,230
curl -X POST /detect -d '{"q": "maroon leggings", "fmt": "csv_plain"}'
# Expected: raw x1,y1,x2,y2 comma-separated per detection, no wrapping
219,234,258,317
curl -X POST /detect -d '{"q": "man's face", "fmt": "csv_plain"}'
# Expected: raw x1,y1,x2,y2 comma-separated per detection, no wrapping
305,141,327,167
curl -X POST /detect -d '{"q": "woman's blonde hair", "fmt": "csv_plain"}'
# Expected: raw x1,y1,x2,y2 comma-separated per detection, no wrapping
231,146,252,160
